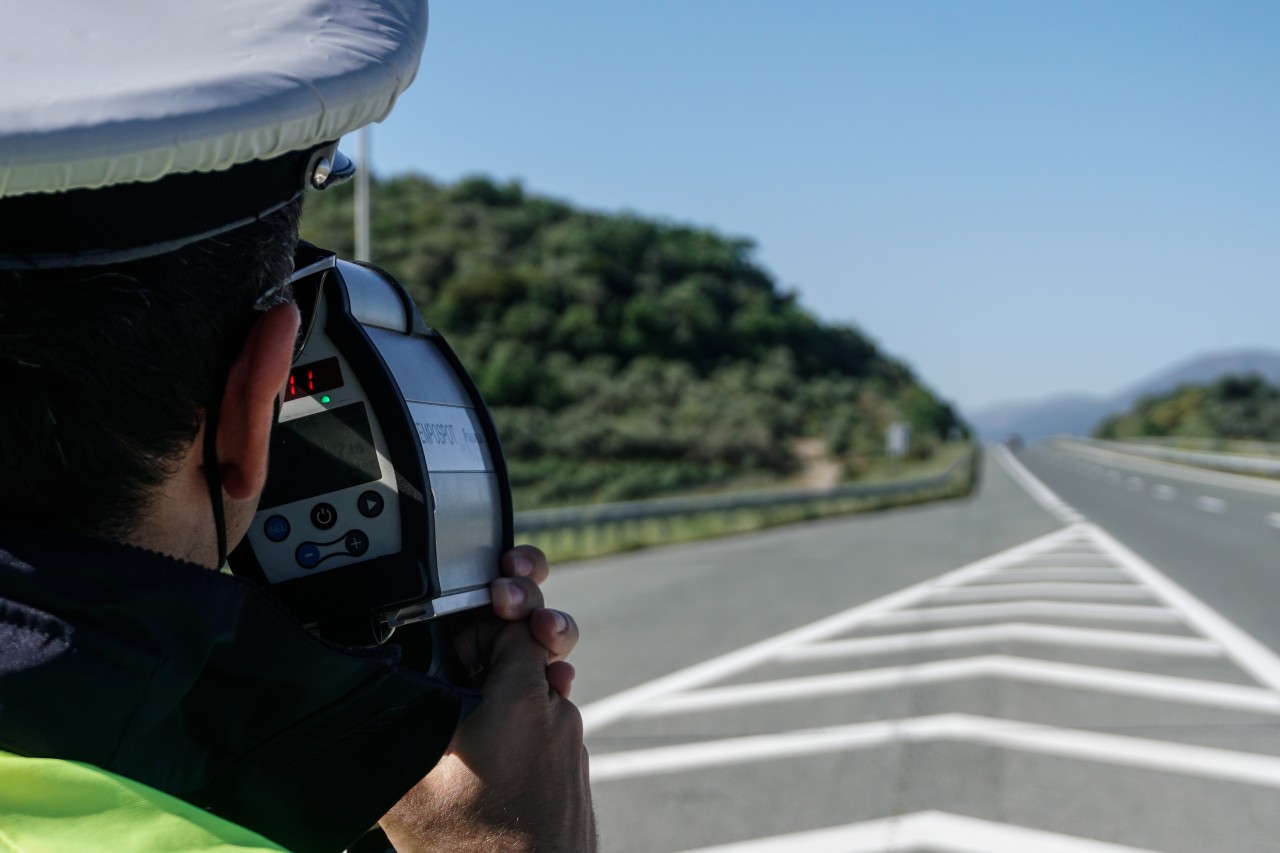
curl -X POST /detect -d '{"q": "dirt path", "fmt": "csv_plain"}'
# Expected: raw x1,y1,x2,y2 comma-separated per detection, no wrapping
789,437,843,489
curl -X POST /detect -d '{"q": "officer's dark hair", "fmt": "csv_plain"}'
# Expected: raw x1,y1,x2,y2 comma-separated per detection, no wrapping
0,198,303,540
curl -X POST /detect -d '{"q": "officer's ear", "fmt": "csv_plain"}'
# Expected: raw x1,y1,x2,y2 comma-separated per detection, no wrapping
215,303,301,501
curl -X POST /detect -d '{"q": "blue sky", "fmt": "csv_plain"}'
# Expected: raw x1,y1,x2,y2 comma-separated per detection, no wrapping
368,1,1280,413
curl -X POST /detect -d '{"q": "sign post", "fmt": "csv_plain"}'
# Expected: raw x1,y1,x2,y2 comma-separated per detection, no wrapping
887,421,911,474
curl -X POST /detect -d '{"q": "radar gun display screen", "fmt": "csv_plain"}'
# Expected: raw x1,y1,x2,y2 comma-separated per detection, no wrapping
258,402,382,510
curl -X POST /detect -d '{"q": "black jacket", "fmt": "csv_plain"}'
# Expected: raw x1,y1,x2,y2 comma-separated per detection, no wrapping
0,527,476,853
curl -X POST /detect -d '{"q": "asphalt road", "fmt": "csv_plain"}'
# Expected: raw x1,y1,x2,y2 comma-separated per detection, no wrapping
1020,440,1280,656
544,445,1280,852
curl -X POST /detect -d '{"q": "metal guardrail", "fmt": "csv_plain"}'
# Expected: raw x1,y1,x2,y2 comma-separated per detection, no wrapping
1120,435,1280,458
1084,438,1280,477
514,449,976,534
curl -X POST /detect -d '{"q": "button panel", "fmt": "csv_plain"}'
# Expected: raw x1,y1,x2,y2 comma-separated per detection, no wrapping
255,487,398,581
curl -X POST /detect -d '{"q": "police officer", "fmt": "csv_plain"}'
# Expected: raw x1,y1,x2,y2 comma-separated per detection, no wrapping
0,3,594,850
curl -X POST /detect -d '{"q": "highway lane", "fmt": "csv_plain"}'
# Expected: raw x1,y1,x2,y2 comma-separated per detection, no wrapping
543,450,1280,852
546,451,1059,709
1020,440,1280,655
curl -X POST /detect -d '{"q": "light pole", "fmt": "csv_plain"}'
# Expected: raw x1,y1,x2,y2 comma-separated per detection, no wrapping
354,125,372,262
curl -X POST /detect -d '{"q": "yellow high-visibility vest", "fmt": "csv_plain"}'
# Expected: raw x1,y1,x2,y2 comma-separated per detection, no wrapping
0,751,287,852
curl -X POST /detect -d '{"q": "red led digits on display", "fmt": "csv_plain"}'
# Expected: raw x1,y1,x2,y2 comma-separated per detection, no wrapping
285,356,344,400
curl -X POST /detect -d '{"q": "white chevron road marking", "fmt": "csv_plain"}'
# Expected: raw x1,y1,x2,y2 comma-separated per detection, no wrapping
674,810,1159,853
580,524,1089,733
923,582,1153,603
863,600,1181,628
632,654,1280,717
776,623,1222,661
592,713,1280,788
969,567,1130,583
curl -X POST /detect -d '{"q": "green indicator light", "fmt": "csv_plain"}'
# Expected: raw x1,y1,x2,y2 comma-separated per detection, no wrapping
320,395,331,404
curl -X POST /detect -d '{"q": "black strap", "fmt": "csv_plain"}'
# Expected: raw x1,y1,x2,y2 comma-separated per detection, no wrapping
203,398,228,569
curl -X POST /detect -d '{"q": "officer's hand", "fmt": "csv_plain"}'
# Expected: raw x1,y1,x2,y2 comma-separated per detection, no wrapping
449,545,579,697
380,621,597,852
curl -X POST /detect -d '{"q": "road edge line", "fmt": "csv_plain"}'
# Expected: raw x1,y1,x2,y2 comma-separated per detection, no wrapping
993,444,1085,523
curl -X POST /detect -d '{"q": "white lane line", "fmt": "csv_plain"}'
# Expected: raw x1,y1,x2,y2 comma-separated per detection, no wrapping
1083,521,1280,693
1153,484,1177,501
971,568,1131,584
675,810,1159,853
864,601,1181,629
1196,496,1227,513
1126,476,1145,492
591,712,1280,788
777,624,1222,661
1268,512,1280,529
579,525,1085,733
1003,451,1280,693
633,655,1280,718
924,582,1153,604
992,444,1085,523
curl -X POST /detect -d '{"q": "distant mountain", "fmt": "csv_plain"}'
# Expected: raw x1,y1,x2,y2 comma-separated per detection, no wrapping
968,349,1280,441
1121,350,1280,399
967,394,1113,443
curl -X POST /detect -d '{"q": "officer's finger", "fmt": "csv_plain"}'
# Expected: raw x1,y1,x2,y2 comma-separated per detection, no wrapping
490,576,545,620
500,545,550,586
530,607,579,662
546,660,575,699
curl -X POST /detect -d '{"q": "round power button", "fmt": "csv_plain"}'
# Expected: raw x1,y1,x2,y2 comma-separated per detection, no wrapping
310,502,337,530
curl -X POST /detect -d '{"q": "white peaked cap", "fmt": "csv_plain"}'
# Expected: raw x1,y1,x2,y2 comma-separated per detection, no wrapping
0,0,428,267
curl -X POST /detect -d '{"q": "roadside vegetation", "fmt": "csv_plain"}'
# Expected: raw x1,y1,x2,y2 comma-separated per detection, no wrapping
302,175,966,509
521,443,979,562
1094,374,1280,444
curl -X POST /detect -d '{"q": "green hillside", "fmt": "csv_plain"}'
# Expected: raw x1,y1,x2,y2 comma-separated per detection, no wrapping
301,175,964,508
1095,374,1280,441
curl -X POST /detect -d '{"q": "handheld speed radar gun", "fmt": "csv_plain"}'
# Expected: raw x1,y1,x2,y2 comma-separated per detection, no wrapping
229,244,513,645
